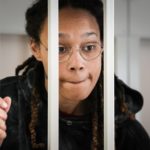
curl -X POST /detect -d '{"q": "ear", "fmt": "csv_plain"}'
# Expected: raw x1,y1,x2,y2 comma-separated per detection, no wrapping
30,39,42,61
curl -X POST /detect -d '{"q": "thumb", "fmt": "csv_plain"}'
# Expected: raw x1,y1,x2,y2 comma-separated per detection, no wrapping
3,97,12,113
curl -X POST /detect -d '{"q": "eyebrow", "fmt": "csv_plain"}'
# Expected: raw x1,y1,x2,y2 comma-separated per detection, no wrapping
59,32,98,38
81,32,98,38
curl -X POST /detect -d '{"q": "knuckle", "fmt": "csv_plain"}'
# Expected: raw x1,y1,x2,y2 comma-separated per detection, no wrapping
0,121,6,131
0,121,6,129
0,129,7,140
0,100,7,109
0,110,8,121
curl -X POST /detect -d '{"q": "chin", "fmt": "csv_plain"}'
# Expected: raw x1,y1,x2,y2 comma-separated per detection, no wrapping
64,90,91,101
60,79,94,101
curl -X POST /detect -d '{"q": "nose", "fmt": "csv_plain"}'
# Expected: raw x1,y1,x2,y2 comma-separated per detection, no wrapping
67,51,85,71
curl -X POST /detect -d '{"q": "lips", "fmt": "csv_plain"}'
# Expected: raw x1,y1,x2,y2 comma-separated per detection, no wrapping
68,80,86,84
65,77,90,85
61,75,91,85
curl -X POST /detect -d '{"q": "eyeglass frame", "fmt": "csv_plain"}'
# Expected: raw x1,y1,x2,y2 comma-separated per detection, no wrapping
39,41,103,62
59,42,103,63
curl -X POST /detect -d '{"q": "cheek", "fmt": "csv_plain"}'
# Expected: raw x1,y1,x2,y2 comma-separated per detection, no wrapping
90,58,101,83
59,63,66,79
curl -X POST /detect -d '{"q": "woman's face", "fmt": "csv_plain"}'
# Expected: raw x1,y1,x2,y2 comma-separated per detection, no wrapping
59,7,102,102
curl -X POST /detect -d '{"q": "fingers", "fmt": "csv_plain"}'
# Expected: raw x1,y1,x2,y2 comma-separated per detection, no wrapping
0,119,6,131
3,97,11,113
0,109,7,121
0,129,7,144
0,97,12,144
0,97,12,113
0,98,8,110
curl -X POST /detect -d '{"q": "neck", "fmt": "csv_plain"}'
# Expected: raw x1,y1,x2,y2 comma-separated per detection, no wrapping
59,100,80,115
59,97,88,115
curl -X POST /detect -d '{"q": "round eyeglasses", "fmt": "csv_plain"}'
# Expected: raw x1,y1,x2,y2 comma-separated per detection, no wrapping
59,42,103,63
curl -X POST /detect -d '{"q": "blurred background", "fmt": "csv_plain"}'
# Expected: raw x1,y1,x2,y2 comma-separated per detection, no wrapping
0,0,32,78
115,0,150,135
0,0,149,135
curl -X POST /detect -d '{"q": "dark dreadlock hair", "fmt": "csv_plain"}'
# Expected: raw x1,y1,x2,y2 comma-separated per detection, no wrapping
59,0,104,149
15,0,47,149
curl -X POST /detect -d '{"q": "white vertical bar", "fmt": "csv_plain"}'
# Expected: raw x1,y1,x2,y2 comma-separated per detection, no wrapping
48,0,59,150
103,0,114,150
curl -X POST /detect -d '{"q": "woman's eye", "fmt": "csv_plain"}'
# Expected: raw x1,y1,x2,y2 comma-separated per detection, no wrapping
59,46,67,53
83,45,96,52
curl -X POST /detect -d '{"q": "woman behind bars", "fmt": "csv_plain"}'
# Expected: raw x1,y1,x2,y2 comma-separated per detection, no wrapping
0,0,150,150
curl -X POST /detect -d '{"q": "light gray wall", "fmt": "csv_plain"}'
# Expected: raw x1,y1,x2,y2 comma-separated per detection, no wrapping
0,0,33,34
130,0,150,37
0,0,32,78
0,35,31,79
139,39,150,134
115,0,150,135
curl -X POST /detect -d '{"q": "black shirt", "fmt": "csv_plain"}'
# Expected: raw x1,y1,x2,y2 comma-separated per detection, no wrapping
59,111,92,150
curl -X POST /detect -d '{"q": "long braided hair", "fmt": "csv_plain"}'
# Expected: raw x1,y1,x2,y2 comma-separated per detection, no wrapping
16,0,47,149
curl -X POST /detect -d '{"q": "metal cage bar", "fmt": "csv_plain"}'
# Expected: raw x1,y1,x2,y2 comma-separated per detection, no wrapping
48,0,59,149
104,0,115,150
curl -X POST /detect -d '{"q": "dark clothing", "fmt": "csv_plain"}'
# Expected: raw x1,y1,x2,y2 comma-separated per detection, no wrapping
0,68,47,150
116,119,150,150
59,112,92,150
0,68,150,150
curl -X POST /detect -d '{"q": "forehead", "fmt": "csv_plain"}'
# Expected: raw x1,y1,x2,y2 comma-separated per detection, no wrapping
59,7,95,20
59,7,100,38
